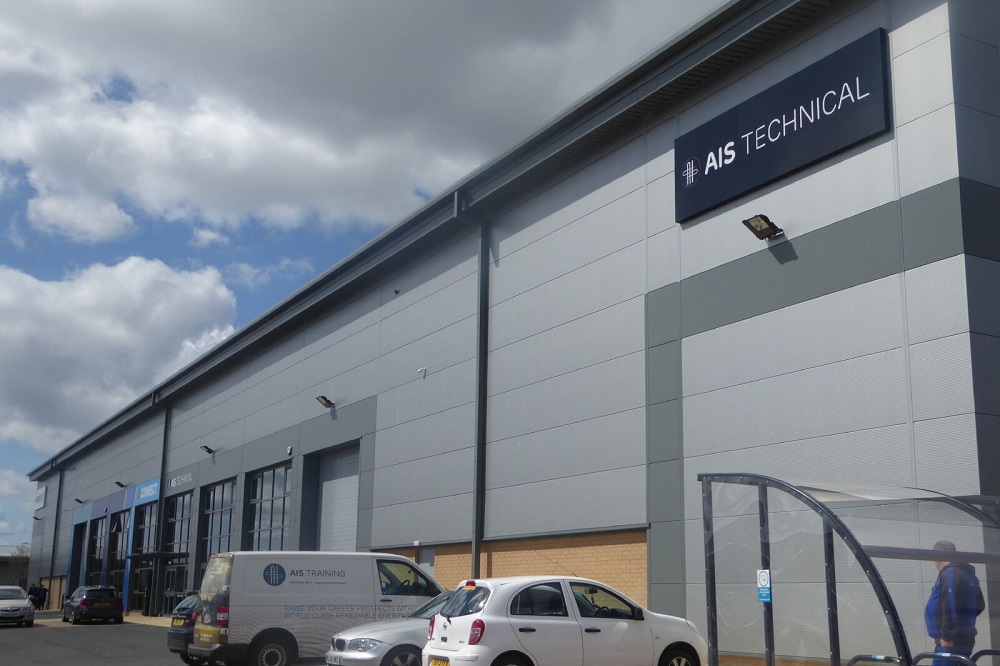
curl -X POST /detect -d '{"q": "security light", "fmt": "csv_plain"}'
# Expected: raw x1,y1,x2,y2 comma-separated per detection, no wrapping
114,481,127,489
200,445,216,455
315,395,336,409
74,498,86,505
742,214,784,240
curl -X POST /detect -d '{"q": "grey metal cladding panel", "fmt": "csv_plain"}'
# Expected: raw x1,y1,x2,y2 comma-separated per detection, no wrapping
489,243,645,350
948,0,999,47
961,180,1000,261
684,349,909,463
488,298,644,396
376,316,477,393
483,465,646,538
909,334,975,421
378,274,479,355
977,413,1000,496
490,188,645,306
681,201,902,338
682,423,914,521
913,413,980,496
904,256,969,345
356,508,372,551
956,106,1000,190
951,33,1000,117
358,470,374,511
373,448,473,507
648,399,682,464
898,105,959,198
241,423,298,472
370,494,472,548
486,352,645,443
360,432,376,473
971,332,1000,417
375,404,475,468
297,396,376,456
390,358,476,427
647,341,681,406
646,284,680,348
967,256,1000,337
648,459,683,523
197,446,243,486
486,409,644,489
901,179,965,270
648,584,686,618
300,325,379,391
648,520,685,584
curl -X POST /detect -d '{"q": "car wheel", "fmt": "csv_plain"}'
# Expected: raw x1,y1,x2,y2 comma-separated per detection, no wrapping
24,620,33,628
71,610,81,625
492,656,529,666
180,654,208,666
383,646,421,666
250,635,294,666
61,608,68,622
661,647,698,666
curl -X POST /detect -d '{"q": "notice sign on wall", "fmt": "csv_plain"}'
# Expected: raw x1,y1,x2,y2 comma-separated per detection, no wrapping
675,29,890,222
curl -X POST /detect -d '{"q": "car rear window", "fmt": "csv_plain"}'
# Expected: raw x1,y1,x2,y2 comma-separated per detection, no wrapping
440,585,490,618
86,588,117,600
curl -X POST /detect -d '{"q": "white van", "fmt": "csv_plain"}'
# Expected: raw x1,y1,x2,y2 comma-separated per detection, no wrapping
188,551,442,666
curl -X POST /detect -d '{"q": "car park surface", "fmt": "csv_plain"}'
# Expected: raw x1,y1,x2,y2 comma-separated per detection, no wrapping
0,585,34,627
326,591,454,666
425,577,707,666
62,585,125,624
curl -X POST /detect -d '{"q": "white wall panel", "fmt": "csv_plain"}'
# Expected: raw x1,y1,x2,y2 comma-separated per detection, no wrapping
908,333,974,420
377,315,476,393
487,351,645,442
484,465,646,538
646,117,678,184
492,190,645,306
490,243,645,350
646,173,676,238
913,413,980,495
897,104,959,197
494,139,645,258
374,448,473,507
679,140,897,280
371,494,472,547
684,275,904,396
489,297,644,395
378,274,478,355
487,408,644,489
904,255,969,344
892,31,954,126
684,350,909,457
889,0,949,57
374,403,475,468
647,226,680,292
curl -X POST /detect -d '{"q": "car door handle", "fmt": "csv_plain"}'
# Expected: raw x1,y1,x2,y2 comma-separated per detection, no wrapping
380,598,393,602
518,627,536,633
585,628,601,633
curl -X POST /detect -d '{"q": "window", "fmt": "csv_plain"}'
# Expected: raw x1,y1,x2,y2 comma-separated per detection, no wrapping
200,479,236,561
246,463,292,551
165,492,193,557
511,583,568,616
569,581,637,619
107,510,131,592
86,517,107,584
377,559,439,596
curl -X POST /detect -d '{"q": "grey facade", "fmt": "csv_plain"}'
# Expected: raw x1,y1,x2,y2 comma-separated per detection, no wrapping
28,0,1000,634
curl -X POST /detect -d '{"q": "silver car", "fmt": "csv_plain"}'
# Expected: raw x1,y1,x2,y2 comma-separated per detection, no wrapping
326,592,454,666
0,586,35,628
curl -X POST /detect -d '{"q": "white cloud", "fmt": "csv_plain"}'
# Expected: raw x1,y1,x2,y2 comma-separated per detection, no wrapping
225,258,314,290
0,469,34,539
191,227,228,248
0,257,236,453
27,193,134,242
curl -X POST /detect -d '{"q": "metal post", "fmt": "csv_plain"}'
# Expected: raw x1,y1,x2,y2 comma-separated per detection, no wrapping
824,520,841,666
703,478,719,666
759,485,775,666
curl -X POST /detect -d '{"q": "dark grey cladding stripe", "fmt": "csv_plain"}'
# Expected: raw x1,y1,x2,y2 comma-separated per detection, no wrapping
673,177,992,340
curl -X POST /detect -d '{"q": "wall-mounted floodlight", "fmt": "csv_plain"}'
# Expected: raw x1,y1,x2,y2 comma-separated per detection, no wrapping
200,445,216,455
114,481,127,489
742,214,784,240
315,395,336,409
73,498,86,505
33,516,41,521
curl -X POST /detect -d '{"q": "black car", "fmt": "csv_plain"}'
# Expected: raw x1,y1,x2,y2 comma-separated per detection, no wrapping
61,585,124,624
167,593,222,666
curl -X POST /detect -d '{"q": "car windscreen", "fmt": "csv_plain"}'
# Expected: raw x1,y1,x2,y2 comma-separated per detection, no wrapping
0,588,27,600
440,586,489,618
411,591,454,619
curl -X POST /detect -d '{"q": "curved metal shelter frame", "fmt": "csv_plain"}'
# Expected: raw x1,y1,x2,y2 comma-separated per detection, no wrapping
699,474,1000,666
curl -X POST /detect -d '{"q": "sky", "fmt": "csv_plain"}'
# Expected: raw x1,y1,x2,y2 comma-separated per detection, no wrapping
0,0,724,547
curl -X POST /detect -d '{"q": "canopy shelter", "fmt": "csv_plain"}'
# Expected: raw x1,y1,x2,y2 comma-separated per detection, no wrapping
699,474,1000,666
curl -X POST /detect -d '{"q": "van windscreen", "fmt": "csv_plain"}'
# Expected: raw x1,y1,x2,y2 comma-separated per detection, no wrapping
200,554,233,599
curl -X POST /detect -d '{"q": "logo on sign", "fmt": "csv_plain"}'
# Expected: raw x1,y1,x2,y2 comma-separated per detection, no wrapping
263,564,286,586
681,157,701,187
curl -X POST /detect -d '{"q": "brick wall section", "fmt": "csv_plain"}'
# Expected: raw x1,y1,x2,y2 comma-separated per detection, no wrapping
384,530,648,606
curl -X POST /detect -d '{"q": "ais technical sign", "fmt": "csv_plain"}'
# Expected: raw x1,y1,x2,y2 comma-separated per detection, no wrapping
675,29,890,222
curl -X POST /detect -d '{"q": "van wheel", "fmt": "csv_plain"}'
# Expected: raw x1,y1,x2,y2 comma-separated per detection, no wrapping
383,646,421,666
250,635,294,666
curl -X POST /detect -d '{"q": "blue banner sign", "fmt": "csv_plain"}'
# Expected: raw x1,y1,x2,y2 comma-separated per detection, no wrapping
675,29,890,222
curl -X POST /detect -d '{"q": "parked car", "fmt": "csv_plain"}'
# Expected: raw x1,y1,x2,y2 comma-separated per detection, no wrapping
424,577,707,666
61,585,124,624
0,586,34,627
167,592,222,666
326,591,454,666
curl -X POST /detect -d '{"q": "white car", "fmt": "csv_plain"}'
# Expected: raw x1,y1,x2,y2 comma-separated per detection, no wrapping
0,586,34,628
424,577,706,666
327,592,455,666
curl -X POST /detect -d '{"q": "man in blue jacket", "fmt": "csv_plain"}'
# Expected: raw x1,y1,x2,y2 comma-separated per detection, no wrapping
925,540,986,666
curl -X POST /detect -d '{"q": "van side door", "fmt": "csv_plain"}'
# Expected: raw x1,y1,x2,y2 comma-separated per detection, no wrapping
373,558,441,620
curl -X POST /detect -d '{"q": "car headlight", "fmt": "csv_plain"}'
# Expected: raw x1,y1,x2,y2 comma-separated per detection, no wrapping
348,638,385,652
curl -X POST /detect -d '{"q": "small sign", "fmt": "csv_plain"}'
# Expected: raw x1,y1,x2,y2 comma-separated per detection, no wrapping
757,569,771,603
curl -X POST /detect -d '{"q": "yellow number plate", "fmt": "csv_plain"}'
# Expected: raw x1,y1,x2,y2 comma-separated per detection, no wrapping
172,617,186,627
431,659,449,666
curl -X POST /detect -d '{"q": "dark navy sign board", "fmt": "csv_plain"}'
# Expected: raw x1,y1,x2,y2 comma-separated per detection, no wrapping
675,29,890,222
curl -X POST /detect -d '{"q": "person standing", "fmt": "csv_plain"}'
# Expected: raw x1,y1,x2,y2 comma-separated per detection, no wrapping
925,540,986,666
37,585,47,610
27,582,38,609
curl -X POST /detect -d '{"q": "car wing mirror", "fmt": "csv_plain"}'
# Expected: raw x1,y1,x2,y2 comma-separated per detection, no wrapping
634,607,645,621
